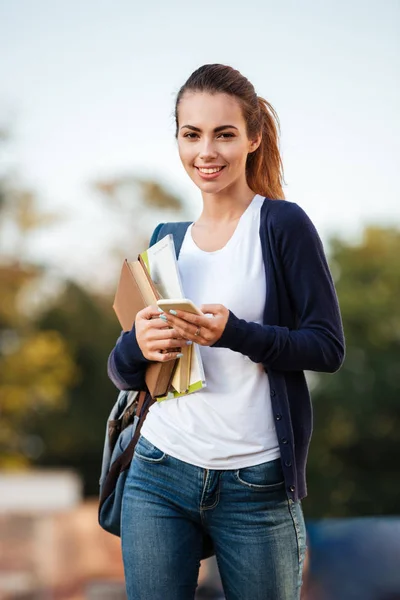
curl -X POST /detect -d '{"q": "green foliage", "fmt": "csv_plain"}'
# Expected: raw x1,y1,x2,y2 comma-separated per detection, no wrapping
305,227,400,517
28,282,120,495
0,138,78,467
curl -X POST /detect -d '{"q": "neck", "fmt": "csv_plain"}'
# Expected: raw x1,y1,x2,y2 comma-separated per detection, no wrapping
198,178,256,225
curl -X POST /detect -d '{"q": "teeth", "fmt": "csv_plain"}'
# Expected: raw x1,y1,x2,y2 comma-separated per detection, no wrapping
198,167,223,174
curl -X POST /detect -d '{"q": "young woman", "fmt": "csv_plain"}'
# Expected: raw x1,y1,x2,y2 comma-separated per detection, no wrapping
108,64,345,600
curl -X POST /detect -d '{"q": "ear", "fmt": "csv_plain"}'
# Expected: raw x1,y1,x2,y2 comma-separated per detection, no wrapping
248,133,262,154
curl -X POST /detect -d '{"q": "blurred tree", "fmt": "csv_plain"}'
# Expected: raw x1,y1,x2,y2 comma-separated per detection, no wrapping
0,177,60,260
94,174,187,264
29,281,120,495
0,179,76,467
306,227,400,517
95,176,182,211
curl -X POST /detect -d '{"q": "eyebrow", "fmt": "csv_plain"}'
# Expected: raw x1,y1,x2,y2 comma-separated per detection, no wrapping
180,125,239,133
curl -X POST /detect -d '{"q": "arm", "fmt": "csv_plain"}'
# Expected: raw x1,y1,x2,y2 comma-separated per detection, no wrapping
107,327,150,391
212,203,345,372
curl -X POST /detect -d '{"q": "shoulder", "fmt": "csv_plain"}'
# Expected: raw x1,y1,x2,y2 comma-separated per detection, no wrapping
261,198,319,242
149,223,165,247
262,198,313,228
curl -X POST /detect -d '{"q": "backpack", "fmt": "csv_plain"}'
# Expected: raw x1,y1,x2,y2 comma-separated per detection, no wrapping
98,222,214,559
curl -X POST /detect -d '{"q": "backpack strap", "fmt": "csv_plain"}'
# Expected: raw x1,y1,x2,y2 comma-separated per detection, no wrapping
135,389,149,419
99,389,152,509
150,221,192,258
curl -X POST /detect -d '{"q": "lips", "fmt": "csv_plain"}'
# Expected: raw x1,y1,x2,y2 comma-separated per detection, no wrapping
196,166,224,174
195,165,226,180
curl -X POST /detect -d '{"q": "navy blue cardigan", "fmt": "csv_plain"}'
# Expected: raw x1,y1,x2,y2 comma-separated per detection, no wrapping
108,198,345,501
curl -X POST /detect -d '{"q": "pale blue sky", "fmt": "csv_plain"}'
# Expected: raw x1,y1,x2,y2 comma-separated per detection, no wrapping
1,0,399,286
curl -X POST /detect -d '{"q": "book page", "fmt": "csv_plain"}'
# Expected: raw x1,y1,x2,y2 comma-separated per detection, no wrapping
141,235,183,299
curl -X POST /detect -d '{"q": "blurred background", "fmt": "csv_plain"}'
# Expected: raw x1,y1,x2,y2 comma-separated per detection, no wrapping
0,0,399,598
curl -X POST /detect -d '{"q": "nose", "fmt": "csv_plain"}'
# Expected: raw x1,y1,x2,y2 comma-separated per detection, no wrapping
198,138,218,161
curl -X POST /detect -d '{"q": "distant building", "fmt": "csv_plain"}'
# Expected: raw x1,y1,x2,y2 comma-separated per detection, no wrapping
0,470,82,513
0,470,125,599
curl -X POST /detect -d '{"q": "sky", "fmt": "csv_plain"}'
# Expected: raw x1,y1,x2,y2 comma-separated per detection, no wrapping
1,0,399,288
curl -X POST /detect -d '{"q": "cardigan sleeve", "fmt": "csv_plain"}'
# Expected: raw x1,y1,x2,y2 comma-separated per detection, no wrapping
107,224,164,390
212,203,345,373
107,327,151,391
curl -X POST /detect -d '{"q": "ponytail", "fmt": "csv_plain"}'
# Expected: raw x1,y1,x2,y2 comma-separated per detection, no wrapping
246,97,285,199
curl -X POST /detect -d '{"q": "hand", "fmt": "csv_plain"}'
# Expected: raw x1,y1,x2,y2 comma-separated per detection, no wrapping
135,305,189,362
159,303,230,346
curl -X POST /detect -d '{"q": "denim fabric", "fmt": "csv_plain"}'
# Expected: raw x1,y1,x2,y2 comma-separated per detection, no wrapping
121,435,307,600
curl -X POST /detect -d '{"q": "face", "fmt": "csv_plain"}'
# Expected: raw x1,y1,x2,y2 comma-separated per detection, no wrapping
177,92,261,195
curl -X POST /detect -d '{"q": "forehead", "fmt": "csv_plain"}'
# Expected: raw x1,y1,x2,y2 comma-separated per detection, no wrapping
178,92,245,128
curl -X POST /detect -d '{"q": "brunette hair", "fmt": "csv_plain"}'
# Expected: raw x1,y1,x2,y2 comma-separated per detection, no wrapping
175,64,285,199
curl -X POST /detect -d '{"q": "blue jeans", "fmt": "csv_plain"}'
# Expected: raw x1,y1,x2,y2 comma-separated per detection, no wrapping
121,435,306,600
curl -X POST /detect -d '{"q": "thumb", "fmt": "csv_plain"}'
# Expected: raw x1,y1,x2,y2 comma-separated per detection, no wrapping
138,305,162,320
200,304,223,317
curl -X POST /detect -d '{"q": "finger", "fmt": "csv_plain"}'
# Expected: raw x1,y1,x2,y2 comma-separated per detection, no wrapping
162,318,196,338
145,316,176,330
165,321,209,345
162,310,210,328
137,305,164,320
147,328,186,341
152,350,183,362
178,331,208,346
149,338,189,351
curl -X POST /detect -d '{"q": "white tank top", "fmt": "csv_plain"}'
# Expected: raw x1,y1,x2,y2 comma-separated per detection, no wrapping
141,194,280,469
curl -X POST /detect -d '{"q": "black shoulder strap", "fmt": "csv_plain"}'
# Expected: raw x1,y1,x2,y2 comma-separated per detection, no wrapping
150,222,192,258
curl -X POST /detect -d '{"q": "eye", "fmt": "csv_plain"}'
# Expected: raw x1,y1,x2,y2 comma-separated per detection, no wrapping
217,132,235,139
183,132,199,139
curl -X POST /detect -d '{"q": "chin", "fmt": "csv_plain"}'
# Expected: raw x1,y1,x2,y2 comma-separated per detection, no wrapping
195,180,228,195
190,172,232,194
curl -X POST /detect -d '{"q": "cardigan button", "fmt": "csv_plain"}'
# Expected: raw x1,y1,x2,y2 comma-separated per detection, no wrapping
285,460,292,467
270,389,276,397
289,485,295,492
281,438,288,444
275,414,282,420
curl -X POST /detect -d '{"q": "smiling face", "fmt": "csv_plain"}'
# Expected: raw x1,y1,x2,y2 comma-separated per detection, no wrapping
177,92,261,196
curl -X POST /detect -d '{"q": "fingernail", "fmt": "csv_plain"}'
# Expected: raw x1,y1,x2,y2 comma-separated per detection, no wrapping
177,353,184,358
160,314,167,322
169,309,177,315
186,340,193,345
157,307,164,312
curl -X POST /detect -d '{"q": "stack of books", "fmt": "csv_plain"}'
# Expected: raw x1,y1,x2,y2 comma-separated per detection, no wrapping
113,234,205,402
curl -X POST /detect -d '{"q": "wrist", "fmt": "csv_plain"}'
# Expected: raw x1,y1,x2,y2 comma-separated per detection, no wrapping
211,310,239,349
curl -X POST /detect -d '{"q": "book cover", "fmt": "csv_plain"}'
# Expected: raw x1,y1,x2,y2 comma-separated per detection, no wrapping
112,259,176,398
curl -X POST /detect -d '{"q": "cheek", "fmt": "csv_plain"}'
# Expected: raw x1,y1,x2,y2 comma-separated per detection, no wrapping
226,144,249,168
178,142,192,166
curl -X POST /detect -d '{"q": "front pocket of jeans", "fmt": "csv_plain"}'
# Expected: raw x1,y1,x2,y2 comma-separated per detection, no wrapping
134,436,166,463
234,458,285,490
